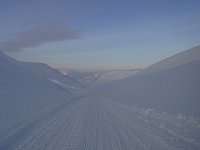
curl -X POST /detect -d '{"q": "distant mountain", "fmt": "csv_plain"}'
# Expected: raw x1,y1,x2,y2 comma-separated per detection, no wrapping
58,68,95,80
82,70,140,84
92,46,200,116
0,52,72,129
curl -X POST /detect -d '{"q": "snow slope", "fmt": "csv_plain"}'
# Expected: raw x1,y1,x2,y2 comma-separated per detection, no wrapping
0,52,72,129
19,62,65,80
92,46,200,116
18,62,83,89
139,45,200,74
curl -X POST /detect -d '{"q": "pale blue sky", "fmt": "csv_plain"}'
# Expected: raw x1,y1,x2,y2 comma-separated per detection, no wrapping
0,0,200,70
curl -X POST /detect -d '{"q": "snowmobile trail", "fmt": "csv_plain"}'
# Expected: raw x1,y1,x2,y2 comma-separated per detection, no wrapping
0,96,199,150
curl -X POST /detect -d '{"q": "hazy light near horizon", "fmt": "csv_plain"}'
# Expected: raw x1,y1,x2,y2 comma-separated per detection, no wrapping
0,0,200,70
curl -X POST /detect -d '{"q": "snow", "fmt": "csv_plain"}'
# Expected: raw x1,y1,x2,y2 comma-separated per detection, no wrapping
82,70,140,84
139,45,200,74
92,46,200,116
0,52,72,130
0,45,200,150
58,68,95,80
18,61,83,89
0,96,199,150
49,79,81,90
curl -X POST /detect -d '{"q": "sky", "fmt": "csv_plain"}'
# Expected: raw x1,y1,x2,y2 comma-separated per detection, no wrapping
0,0,200,71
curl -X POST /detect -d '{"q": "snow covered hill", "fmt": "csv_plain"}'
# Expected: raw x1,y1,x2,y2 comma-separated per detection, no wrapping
92,46,200,116
19,61,66,80
139,45,200,74
0,52,72,129
19,62,83,90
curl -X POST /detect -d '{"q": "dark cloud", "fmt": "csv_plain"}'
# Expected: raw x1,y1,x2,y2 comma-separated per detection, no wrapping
0,27,81,52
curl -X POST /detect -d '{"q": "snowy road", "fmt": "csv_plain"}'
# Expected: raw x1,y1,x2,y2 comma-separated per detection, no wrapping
0,96,200,150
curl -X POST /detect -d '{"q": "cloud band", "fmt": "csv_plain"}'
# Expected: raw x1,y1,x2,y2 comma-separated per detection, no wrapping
0,27,81,52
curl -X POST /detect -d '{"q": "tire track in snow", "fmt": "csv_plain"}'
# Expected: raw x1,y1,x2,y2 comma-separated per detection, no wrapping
102,101,173,150
102,98,200,150
45,99,87,150
79,98,99,150
0,97,85,150
1,96,200,150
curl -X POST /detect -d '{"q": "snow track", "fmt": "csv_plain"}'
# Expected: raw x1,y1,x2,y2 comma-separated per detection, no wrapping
0,96,199,150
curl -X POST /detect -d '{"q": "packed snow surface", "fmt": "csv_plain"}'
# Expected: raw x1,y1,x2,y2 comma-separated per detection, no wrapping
0,96,199,150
